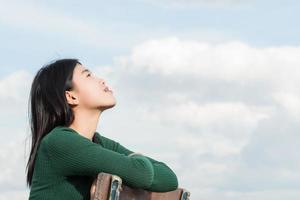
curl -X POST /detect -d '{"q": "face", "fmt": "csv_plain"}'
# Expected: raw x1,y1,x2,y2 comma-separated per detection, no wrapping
65,63,116,111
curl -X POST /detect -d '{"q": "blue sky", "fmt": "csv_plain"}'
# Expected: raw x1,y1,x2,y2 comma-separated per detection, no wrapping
0,0,300,199
1,0,300,75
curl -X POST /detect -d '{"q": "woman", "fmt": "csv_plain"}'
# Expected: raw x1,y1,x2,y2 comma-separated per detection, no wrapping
26,58,178,200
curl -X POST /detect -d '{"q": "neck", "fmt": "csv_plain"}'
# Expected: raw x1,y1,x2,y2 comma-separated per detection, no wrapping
68,108,101,141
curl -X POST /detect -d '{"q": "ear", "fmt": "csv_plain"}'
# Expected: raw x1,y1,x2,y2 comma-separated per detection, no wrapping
65,90,79,106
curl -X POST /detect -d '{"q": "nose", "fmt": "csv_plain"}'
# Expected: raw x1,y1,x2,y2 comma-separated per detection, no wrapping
99,78,106,86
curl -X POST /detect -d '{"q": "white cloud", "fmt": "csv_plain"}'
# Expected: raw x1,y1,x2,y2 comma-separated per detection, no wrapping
272,92,300,120
0,70,32,129
107,37,300,199
1,36,300,199
191,188,300,200
0,70,33,199
0,190,28,200
175,132,244,156
138,100,272,155
141,101,270,128
117,37,300,86
0,130,30,199
0,70,32,102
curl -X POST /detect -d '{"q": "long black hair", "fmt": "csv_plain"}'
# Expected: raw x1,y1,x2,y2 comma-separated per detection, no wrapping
26,58,82,187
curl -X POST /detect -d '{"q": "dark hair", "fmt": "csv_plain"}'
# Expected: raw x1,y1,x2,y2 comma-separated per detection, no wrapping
26,58,81,187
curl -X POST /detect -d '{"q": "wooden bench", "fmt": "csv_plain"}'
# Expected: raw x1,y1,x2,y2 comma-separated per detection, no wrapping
90,172,191,200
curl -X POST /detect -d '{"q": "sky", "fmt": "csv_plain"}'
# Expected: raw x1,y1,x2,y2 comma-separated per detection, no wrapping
0,0,300,199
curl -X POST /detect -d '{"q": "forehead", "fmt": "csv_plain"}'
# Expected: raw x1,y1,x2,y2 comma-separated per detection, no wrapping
74,63,84,72
74,63,89,77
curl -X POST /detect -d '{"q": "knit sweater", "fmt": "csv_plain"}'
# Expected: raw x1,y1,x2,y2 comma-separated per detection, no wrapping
28,126,178,200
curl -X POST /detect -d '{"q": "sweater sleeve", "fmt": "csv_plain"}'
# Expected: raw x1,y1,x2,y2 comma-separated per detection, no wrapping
132,154,178,192
94,132,134,156
94,132,178,192
45,130,154,189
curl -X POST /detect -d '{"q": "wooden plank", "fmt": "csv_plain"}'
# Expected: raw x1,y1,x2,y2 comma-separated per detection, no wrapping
90,172,191,200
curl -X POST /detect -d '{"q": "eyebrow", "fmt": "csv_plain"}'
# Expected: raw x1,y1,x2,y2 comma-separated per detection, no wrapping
81,68,91,75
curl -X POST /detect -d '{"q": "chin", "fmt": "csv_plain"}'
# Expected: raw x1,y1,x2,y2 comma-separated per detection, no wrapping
99,100,117,111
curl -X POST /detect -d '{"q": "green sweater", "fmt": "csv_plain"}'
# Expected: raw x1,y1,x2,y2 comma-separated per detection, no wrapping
28,126,178,199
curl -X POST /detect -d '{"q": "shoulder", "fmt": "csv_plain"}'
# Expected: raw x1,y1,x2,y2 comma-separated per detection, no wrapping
42,126,104,159
42,126,88,149
43,126,75,140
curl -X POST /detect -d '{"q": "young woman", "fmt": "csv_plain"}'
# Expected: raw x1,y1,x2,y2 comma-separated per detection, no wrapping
26,58,178,200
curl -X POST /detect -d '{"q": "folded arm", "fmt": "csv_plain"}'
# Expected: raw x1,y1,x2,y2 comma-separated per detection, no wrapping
94,132,135,156
95,132,179,192
46,130,154,189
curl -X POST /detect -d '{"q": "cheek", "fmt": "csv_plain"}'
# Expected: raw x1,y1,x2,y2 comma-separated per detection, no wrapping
81,85,106,104
84,86,101,98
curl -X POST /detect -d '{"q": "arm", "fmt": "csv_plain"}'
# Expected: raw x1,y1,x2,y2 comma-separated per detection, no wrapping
45,130,154,189
95,132,178,192
94,132,134,156
130,154,179,192
150,160,178,192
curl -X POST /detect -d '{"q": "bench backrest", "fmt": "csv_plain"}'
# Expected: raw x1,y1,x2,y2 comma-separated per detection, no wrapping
91,172,191,200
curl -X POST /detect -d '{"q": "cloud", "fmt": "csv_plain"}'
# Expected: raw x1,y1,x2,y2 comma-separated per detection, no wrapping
101,37,300,198
141,101,270,128
1,36,300,199
0,70,32,102
272,92,300,119
117,36,300,84
0,70,32,127
0,128,30,199
0,70,33,199
137,100,272,156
